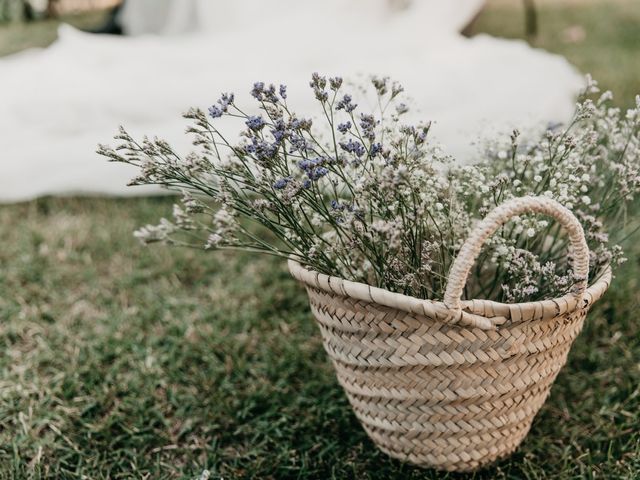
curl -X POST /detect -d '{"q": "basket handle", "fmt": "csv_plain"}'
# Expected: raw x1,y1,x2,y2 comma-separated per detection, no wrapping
443,195,590,320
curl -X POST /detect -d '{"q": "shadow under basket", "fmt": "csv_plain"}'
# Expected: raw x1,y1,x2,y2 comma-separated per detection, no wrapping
288,196,611,472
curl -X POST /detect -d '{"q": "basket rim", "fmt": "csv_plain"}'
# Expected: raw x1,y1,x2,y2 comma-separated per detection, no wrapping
288,258,612,329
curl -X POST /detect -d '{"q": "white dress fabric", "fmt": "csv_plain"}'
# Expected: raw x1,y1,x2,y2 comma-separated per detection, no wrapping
0,0,583,203
117,0,200,36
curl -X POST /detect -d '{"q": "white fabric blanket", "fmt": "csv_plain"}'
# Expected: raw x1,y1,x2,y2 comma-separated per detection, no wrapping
0,0,583,202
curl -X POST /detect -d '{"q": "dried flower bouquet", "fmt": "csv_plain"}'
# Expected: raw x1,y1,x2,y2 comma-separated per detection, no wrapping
99,74,639,304
99,74,639,471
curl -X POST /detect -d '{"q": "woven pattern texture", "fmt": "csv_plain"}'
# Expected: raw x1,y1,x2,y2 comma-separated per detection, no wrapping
289,196,611,472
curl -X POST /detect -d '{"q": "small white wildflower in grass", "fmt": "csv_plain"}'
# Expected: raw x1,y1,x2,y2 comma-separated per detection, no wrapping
197,470,211,480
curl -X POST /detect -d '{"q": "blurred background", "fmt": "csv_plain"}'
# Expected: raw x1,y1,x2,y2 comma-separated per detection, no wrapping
0,1,638,478
1,0,637,98
0,0,118,24
0,0,604,201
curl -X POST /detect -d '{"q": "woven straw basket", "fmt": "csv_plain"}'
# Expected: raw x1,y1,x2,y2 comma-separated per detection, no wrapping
288,196,611,472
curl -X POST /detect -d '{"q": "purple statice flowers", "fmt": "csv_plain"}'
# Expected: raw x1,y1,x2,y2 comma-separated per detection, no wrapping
298,158,329,183
340,139,366,158
336,94,357,113
208,92,234,118
273,177,292,190
246,116,266,131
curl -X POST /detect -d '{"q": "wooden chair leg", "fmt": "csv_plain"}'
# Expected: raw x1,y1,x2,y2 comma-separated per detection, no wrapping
523,0,538,39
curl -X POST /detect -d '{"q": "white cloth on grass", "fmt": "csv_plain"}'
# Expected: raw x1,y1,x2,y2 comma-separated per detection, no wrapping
0,0,583,203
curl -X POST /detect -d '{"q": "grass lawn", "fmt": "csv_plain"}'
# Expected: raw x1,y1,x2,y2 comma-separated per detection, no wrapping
0,1,639,479
0,10,109,57
469,0,640,109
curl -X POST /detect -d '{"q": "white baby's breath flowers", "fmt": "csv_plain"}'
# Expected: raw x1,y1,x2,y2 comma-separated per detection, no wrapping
205,233,223,249
134,218,176,244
